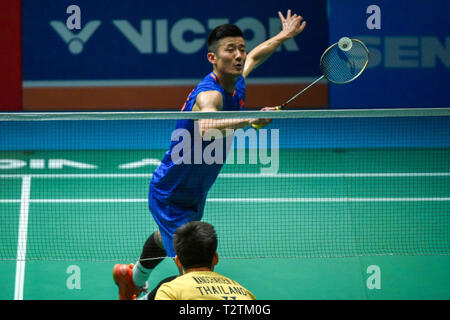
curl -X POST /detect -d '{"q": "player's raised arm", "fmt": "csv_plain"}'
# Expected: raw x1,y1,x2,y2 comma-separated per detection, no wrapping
242,9,306,79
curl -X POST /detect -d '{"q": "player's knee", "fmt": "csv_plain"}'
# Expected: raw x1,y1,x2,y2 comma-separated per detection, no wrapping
154,230,163,249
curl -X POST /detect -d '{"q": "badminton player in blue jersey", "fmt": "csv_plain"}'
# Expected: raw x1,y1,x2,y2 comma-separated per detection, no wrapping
113,10,306,299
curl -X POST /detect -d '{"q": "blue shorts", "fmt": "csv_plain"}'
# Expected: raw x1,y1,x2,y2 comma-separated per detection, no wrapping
148,193,203,257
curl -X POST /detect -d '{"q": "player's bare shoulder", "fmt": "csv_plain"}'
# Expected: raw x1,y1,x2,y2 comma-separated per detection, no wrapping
193,90,223,112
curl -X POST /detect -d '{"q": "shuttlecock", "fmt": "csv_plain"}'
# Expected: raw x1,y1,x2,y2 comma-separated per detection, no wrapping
338,37,352,51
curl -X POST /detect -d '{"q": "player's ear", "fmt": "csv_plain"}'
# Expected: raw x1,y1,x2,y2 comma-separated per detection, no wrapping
207,52,217,65
174,255,183,269
212,252,219,267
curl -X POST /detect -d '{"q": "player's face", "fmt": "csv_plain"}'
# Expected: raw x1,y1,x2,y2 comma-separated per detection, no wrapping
214,37,247,77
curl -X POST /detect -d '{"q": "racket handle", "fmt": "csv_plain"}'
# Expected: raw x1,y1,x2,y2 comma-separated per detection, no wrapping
251,123,263,130
251,106,281,130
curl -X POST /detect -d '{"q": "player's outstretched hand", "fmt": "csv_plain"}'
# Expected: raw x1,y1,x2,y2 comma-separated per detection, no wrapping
249,106,279,129
278,9,307,39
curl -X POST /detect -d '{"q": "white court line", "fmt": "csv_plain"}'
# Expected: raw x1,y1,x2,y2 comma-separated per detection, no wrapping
1,197,450,204
207,197,450,203
0,174,154,179
30,198,147,203
14,176,31,301
0,172,450,179
219,172,450,178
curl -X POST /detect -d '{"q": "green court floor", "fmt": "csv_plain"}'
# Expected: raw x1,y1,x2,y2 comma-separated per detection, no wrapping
1,256,449,299
1,148,449,299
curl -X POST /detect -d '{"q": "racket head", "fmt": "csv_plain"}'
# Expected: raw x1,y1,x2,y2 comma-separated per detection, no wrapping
320,38,369,84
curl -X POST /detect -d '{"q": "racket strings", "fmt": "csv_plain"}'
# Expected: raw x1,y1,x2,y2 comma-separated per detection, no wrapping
320,41,369,84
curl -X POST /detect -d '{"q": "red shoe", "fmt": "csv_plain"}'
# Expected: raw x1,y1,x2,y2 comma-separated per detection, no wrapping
113,263,146,300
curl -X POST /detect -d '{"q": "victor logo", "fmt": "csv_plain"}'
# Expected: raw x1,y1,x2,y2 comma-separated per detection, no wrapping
50,20,101,54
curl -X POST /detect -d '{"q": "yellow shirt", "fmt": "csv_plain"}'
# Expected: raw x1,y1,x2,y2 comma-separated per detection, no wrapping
154,271,256,300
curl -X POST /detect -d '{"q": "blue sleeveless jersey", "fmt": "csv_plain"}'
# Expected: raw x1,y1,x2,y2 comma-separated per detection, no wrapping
150,72,246,212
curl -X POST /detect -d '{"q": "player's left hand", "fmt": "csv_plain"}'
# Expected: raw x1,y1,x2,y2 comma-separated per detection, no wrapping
278,9,307,39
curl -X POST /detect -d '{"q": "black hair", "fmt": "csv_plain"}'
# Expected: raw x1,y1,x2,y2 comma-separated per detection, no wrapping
173,221,218,269
207,24,244,53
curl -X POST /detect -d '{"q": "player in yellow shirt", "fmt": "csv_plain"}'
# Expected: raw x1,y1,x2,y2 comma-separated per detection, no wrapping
139,221,255,300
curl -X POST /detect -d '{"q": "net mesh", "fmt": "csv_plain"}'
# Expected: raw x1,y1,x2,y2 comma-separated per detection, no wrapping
1,108,449,261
